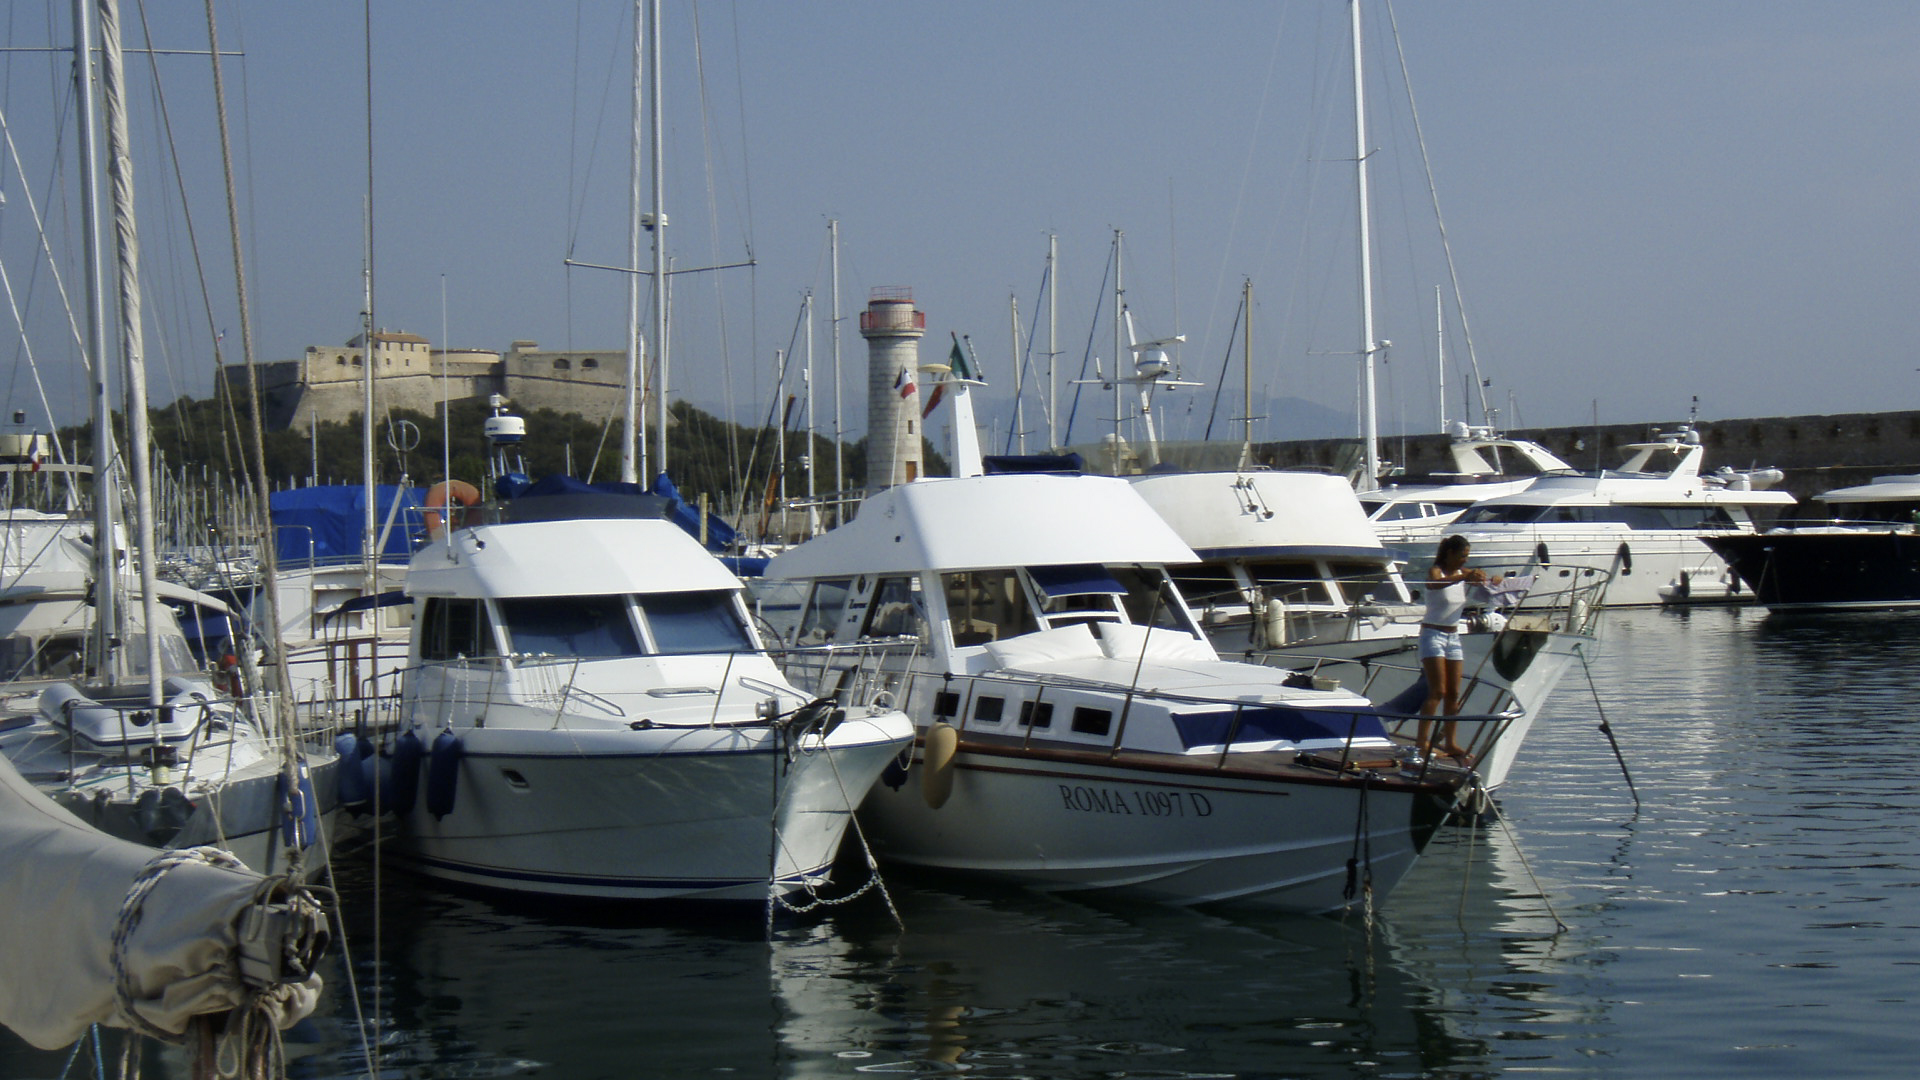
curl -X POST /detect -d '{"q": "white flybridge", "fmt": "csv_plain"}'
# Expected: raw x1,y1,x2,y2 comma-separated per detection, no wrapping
388,505,912,902
1448,424,1794,608
762,400,1492,911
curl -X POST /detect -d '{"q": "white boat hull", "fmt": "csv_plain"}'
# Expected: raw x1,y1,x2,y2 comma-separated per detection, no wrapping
1456,529,1734,608
392,716,910,901
863,739,1455,913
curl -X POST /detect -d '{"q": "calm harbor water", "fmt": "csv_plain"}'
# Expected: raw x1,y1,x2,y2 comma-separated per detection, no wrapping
7,606,1919,1078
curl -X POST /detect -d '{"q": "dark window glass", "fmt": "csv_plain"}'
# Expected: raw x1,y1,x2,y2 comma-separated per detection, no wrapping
1019,700,1053,729
973,696,1004,722
933,691,960,718
497,595,640,658
420,597,493,661
638,591,753,654
1070,706,1113,736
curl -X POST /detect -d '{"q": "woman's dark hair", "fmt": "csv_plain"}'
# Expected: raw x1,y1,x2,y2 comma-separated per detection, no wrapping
1435,534,1471,564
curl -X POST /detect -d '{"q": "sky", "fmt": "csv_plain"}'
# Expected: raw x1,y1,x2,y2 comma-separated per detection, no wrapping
3,0,1918,459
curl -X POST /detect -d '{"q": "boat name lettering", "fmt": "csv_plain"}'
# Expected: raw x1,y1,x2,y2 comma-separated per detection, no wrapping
1057,785,1212,817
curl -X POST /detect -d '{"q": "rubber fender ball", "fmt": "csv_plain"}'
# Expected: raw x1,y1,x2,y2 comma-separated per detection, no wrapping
426,729,463,820
279,760,321,850
335,733,373,810
921,722,959,810
384,730,424,816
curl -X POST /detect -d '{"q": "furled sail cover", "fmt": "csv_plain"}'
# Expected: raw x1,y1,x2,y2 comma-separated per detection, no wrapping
0,757,325,1050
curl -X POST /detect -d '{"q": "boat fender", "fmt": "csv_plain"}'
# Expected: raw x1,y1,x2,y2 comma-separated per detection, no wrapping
335,733,374,811
921,722,959,809
278,760,322,850
1263,598,1290,648
383,730,425,816
426,729,463,820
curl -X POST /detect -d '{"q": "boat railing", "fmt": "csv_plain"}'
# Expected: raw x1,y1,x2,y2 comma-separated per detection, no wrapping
766,638,1511,778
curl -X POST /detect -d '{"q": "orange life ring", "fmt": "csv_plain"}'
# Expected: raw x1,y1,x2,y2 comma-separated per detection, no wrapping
423,479,480,538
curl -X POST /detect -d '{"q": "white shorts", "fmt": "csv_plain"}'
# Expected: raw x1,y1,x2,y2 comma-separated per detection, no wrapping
1419,625,1463,661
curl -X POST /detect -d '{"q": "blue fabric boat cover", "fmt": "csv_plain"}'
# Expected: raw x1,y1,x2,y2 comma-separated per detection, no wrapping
651,473,739,552
983,453,1085,475
271,485,425,564
1027,563,1126,596
1171,705,1391,749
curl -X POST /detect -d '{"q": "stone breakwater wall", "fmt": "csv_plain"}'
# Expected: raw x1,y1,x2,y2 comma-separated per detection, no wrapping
1258,409,1920,504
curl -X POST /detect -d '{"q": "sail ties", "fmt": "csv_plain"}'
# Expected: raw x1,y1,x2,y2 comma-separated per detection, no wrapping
110,846,328,1061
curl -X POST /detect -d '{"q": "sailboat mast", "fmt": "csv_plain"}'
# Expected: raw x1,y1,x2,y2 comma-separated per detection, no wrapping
71,0,122,676
1009,293,1023,454
1241,278,1253,466
648,0,668,481
1435,284,1447,432
1111,229,1125,470
1046,232,1058,451
1351,0,1382,492
803,292,815,503
98,0,163,700
829,219,844,493
622,0,643,485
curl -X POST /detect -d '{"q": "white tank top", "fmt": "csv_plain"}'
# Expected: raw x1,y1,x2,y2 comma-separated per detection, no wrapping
1424,579,1467,626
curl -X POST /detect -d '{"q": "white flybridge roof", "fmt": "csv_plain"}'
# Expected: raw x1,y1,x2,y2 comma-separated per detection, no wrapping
406,518,742,599
1818,475,1920,502
764,474,1200,580
1128,470,1389,556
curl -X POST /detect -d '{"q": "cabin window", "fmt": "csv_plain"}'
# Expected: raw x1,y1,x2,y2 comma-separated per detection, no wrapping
941,569,1039,646
861,576,927,640
582,357,600,369
1166,564,1241,612
637,591,754,655
1070,706,1113,736
933,691,961,719
553,358,572,371
496,595,639,658
1019,700,1053,729
1239,560,1326,608
1110,565,1198,635
973,696,1004,723
797,578,854,644
1029,563,1127,628
420,597,496,661
1328,561,1396,604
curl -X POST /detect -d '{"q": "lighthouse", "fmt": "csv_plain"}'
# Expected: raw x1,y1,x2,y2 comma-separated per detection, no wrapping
859,286,925,489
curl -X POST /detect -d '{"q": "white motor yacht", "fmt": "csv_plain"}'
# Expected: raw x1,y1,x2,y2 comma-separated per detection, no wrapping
387,510,913,902
1359,424,1575,566
763,471,1489,914
1446,425,1793,607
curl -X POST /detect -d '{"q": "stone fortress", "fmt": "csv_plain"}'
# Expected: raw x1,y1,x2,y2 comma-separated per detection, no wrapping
221,331,631,432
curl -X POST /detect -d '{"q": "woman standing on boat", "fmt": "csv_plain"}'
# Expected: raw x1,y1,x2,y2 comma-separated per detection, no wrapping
1419,534,1497,761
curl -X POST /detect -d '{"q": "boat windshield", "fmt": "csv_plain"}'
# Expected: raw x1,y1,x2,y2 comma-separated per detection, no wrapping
635,590,755,655
497,595,642,658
